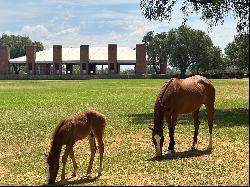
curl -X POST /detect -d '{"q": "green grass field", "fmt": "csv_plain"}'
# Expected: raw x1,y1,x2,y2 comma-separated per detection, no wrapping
0,79,248,186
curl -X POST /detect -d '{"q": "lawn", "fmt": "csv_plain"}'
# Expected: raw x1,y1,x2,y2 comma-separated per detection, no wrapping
0,78,248,186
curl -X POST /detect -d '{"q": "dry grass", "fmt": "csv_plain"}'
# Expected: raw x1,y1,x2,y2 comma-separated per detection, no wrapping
0,79,248,186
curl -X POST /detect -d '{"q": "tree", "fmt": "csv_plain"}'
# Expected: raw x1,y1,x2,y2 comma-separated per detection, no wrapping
154,32,168,73
140,0,249,34
189,46,224,73
142,31,168,74
166,25,214,76
0,34,44,74
142,31,158,73
207,46,225,72
224,34,249,72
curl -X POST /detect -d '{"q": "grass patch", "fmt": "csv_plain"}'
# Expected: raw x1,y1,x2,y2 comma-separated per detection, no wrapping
0,79,248,186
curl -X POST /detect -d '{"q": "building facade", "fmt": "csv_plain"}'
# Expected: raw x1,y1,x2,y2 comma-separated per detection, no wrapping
0,44,167,77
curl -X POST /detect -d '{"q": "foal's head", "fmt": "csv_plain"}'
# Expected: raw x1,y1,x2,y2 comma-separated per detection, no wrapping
149,126,165,159
45,153,59,184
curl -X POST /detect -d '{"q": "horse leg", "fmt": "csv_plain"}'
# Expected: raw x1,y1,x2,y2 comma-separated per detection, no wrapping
191,110,200,149
95,135,104,177
206,104,215,149
85,132,97,177
167,114,177,155
61,145,72,181
69,149,78,177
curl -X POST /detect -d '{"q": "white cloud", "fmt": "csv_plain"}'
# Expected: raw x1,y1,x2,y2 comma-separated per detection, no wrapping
206,21,237,49
46,0,138,6
0,0,238,52
63,10,73,21
21,25,49,37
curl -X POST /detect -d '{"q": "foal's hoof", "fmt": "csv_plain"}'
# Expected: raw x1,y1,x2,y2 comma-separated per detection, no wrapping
71,167,78,177
191,146,196,150
166,150,175,156
207,146,213,150
96,172,102,178
81,173,91,178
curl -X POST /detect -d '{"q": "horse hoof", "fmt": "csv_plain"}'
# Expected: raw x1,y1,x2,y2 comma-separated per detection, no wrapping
207,146,212,150
96,172,102,177
82,173,91,178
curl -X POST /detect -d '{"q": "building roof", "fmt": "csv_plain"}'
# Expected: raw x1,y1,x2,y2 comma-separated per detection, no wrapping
9,47,137,64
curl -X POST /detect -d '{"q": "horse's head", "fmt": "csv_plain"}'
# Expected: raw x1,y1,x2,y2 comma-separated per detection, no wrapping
45,152,59,184
149,126,165,159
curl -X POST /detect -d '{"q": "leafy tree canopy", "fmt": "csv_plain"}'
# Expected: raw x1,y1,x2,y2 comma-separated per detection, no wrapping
142,31,168,74
0,34,44,59
166,25,217,76
224,34,249,71
140,0,249,34
143,25,224,76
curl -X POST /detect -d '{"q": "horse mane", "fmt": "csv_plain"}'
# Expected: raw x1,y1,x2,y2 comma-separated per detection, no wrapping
51,118,66,146
156,78,174,107
153,79,175,130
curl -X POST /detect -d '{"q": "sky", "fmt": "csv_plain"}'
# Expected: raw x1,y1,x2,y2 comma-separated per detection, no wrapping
0,0,238,52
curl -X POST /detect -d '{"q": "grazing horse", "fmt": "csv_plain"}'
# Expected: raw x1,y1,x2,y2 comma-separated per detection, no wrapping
45,109,106,184
149,75,215,159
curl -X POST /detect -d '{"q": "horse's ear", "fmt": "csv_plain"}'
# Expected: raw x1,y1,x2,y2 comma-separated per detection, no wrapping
148,127,154,131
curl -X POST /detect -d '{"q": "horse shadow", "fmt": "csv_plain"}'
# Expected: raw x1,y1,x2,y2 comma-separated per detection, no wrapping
147,148,212,161
42,175,99,186
127,107,249,128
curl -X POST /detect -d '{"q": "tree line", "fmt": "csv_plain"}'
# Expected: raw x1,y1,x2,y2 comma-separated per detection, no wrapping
142,25,249,76
1,31,248,76
0,34,44,59
0,34,44,74
140,0,249,76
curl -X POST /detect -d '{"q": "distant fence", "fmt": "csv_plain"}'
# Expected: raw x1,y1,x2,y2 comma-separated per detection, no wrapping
187,73,249,79
0,74,154,80
0,73,248,80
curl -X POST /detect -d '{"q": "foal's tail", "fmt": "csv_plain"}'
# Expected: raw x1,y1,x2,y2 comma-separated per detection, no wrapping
85,109,106,140
89,113,106,141
100,117,106,139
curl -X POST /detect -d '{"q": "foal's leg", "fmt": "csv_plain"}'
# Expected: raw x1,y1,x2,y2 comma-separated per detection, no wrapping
85,132,97,176
206,104,215,149
61,145,72,180
191,110,200,149
69,149,78,177
167,114,177,155
95,136,104,177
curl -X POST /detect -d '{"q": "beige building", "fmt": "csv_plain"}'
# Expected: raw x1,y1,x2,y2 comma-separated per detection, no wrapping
0,44,167,76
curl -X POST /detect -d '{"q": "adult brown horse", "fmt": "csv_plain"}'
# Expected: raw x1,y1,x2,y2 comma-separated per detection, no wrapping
45,109,106,184
149,75,215,159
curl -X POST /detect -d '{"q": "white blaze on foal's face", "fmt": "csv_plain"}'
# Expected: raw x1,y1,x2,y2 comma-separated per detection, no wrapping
154,134,162,157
